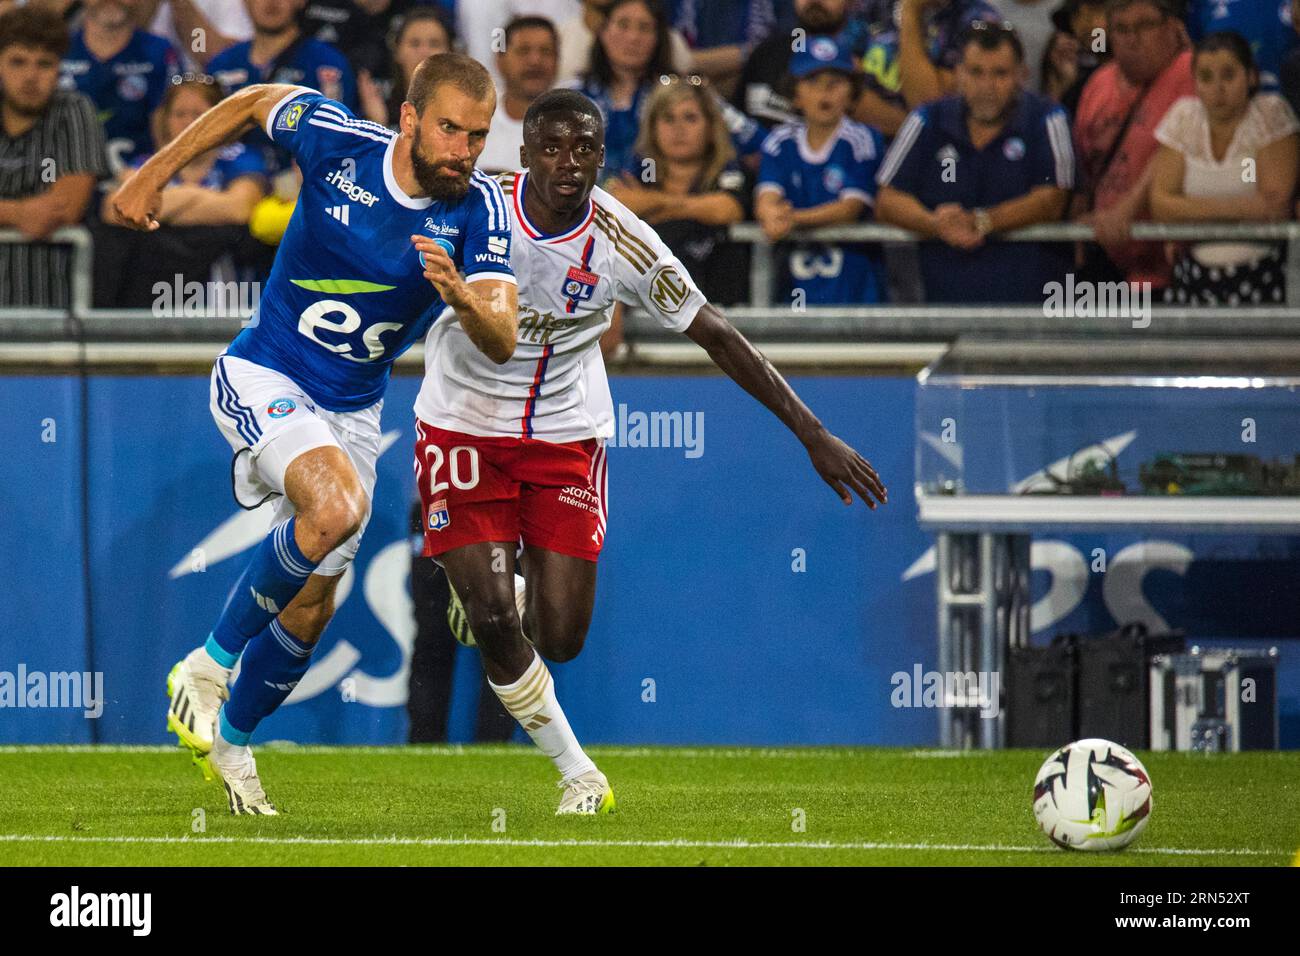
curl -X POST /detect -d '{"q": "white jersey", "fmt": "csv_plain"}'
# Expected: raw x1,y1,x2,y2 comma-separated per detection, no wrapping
415,170,708,441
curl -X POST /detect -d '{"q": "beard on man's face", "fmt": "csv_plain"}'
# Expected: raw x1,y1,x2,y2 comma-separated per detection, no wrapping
410,124,474,200
799,1,846,34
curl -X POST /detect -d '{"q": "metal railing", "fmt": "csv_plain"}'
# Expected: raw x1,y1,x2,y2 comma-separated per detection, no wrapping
728,220,1300,308
3,223,1299,362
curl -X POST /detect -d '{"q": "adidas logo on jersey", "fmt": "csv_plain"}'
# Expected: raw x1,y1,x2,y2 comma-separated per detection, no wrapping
250,587,280,614
326,205,351,225
324,168,379,206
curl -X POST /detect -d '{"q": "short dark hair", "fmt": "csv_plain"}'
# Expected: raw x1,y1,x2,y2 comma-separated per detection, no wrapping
522,88,605,142
504,15,558,49
0,5,70,59
1194,30,1259,95
958,20,1025,64
406,52,494,116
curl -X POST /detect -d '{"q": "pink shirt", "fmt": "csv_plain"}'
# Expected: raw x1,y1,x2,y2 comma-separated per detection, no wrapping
1075,49,1195,286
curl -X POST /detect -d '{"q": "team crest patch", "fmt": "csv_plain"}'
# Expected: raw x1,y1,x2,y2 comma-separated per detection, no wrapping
275,103,305,132
563,265,599,302
418,237,456,269
267,398,297,419
1003,136,1025,161
428,499,450,531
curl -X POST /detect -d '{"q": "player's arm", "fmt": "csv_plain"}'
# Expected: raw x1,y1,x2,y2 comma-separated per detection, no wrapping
683,303,887,508
413,233,518,364
107,83,303,230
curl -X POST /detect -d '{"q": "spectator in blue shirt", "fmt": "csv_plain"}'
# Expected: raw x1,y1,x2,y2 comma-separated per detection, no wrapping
208,0,357,172
669,0,790,94
755,36,888,305
876,21,1075,302
60,0,180,171
575,0,677,184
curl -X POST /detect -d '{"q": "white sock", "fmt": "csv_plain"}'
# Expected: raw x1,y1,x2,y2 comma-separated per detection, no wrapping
490,650,596,781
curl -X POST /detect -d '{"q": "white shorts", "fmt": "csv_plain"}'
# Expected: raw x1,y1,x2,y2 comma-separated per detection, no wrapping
209,353,382,576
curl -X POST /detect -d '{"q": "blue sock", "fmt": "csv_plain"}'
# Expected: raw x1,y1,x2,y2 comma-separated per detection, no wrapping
221,618,314,743
208,517,318,663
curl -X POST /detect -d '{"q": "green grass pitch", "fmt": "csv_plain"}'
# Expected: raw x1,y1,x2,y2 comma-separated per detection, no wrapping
1,745,1298,866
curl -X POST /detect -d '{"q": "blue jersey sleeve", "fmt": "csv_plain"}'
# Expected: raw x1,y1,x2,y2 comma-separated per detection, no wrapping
876,108,928,195
1029,105,1076,190
263,87,354,176
756,130,793,196
460,171,514,283
844,125,883,207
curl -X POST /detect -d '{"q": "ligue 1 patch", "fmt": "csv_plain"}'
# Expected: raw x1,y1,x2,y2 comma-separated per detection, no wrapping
267,397,297,419
563,265,599,302
428,499,450,532
1003,136,1025,161
275,102,306,132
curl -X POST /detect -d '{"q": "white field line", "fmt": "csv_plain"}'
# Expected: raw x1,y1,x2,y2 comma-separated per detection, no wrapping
0,834,1287,857
0,745,943,759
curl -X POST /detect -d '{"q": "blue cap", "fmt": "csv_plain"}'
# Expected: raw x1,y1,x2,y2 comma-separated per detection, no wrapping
790,36,857,80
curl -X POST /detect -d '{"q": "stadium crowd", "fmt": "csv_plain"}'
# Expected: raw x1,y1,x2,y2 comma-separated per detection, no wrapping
1,0,1298,309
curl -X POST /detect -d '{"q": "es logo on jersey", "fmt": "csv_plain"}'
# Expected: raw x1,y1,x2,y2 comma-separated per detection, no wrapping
267,398,297,419
275,102,306,132
563,265,599,302
427,499,450,531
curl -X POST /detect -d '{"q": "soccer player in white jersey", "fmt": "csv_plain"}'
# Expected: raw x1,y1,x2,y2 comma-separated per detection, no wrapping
109,54,516,814
412,90,887,815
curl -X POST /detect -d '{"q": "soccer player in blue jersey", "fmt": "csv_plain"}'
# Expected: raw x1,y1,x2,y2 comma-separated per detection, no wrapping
59,0,181,168
755,37,888,305
109,52,517,815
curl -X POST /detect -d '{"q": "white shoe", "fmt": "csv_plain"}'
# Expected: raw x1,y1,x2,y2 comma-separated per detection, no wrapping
207,727,278,816
556,769,615,815
166,646,230,776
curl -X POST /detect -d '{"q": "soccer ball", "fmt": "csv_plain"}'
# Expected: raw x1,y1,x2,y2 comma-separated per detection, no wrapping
1032,738,1153,851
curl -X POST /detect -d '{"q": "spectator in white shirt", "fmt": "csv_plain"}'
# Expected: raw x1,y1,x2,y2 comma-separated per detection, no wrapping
478,16,559,173
1150,30,1300,305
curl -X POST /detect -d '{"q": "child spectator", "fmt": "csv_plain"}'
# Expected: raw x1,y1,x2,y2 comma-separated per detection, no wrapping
755,36,887,305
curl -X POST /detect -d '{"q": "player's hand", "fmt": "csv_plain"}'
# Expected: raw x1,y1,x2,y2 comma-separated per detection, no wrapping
107,172,163,231
804,427,888,508
411,234,466,304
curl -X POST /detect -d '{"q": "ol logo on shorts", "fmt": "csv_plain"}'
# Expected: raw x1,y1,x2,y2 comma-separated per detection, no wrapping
267,397,297,419
428,498,450,531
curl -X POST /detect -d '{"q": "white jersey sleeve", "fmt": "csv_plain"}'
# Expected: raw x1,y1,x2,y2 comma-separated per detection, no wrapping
599,195,709,333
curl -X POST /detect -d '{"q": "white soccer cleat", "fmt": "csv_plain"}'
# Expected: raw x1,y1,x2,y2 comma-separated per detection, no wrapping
556,769,615,815
207,730,278,816
166,647,230,776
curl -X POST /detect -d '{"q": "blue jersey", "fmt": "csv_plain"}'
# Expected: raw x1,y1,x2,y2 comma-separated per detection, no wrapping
757,117,886,305
225,88,513,412
210,36,357,173
1187,0,1297,87
59,29,180,167
876,92,1075,303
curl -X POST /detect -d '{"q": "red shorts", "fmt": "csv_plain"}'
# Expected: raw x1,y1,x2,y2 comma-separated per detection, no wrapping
414,420,608,562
